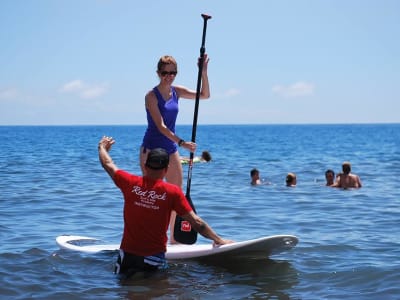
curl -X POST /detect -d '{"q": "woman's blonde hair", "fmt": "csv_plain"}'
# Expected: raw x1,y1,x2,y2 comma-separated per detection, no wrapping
157,55,177,72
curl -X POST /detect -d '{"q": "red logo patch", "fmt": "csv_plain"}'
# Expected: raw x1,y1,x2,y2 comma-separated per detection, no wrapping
181,221,192,232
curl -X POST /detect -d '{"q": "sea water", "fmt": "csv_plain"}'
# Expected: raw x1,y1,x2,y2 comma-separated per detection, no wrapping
0,124,399,299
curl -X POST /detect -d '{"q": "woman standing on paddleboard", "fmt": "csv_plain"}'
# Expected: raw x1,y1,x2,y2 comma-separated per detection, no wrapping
140,55,211,243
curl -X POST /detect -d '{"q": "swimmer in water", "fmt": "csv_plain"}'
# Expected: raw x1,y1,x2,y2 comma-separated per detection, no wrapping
286,173,297,187
332,162,362,189
250,168,261,185
181,150,212,164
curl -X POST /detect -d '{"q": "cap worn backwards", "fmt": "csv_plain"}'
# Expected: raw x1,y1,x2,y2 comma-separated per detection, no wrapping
145,148,169,170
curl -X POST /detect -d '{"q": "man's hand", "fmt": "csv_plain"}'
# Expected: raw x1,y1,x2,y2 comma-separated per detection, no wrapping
98,136,118,179
98,136,115,152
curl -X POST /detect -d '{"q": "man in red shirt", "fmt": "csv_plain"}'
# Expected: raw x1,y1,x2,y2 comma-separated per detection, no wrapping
98,136,232,278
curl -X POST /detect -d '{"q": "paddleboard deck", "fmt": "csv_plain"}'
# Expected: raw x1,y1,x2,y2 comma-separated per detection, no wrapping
56,235,298,260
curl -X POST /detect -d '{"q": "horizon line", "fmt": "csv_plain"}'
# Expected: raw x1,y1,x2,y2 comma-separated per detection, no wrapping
1,122,399,127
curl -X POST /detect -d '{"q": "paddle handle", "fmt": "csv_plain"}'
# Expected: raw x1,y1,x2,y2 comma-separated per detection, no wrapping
190,14,211,144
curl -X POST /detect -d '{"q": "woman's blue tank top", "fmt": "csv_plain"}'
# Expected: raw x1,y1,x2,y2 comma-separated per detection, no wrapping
141,86,179,154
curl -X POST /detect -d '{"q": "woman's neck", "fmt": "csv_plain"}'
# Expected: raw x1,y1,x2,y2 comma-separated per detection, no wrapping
157,83,171,93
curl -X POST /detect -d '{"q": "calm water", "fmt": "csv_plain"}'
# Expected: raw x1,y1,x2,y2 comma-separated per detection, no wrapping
0,124,399,299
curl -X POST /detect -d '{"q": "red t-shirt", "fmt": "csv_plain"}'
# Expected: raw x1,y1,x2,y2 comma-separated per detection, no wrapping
113,170,192,256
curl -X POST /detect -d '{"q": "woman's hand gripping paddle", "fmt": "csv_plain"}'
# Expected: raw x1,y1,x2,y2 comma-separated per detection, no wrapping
173,14,212,244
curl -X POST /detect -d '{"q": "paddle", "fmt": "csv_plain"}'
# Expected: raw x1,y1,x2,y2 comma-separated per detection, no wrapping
173,13,212,244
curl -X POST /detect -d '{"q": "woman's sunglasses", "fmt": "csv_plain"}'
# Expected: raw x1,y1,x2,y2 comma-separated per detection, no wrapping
160,71,178,76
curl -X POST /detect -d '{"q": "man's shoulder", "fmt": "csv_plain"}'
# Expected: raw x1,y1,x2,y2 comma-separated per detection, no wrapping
115,169,132,176
349,173,360,180
115,169,140,181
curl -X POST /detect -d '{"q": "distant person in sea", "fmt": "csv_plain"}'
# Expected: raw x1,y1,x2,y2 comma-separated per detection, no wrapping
286,173,297,187
250,168,261,185
325,169,335,186
250,168,271,186
98,136,232,279
181,150,212,164
140,54,211,244
332,161,362,189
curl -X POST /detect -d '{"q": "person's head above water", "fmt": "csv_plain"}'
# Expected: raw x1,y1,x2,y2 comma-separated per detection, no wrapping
325,169,335,185
250,168,261,185
286,173,297,186
342,162,351,175
201,151,212,162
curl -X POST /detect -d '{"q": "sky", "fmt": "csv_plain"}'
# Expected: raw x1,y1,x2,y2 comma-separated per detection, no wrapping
1,0,399,125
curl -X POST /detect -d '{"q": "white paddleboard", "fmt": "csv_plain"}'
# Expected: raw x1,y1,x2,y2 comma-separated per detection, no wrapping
56,235,298,260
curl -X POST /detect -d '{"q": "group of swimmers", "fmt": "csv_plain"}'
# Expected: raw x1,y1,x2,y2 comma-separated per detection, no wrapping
250,161,362,189
179,152,362,189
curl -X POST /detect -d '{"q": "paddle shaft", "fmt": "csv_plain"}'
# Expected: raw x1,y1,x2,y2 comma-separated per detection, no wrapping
185,13,212,204
173,14,211,244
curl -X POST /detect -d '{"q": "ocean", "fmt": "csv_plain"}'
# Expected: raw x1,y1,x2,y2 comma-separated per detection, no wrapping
0,124,399,299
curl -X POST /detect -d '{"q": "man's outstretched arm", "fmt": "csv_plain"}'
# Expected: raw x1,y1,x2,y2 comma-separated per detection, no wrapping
98,136,119,179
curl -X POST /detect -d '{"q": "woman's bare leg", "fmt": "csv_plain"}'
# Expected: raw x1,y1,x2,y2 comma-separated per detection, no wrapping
165,151,183,244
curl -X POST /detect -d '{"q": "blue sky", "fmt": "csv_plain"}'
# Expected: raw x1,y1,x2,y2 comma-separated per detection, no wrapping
1,0,399,125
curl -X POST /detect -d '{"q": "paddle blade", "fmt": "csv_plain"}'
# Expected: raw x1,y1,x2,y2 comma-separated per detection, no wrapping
173,194,198,244
173,215,198,244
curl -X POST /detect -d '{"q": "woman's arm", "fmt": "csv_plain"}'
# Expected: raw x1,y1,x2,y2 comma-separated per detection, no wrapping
175,54,210,100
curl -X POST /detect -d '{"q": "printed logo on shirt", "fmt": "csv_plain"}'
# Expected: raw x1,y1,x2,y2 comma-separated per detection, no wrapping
181,221,192,232
131,186,166,200
131,186,167,210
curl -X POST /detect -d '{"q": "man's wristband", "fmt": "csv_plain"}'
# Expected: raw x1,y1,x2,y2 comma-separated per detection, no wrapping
178,139,185,147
